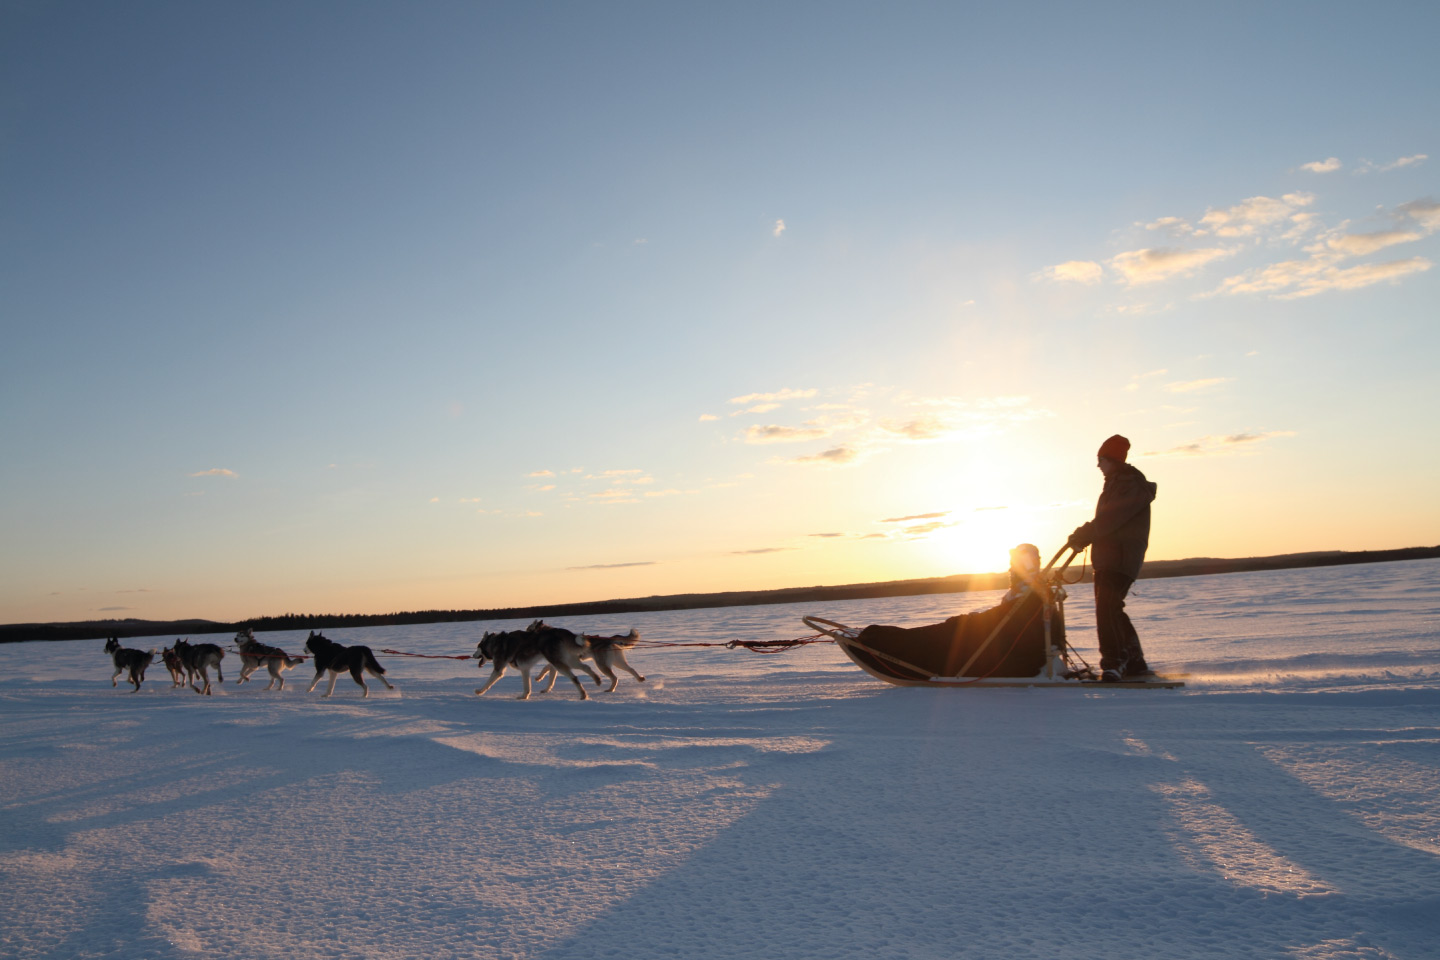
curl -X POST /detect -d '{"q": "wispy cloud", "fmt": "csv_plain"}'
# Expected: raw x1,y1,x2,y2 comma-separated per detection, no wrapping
568,561,657,570
1164,377,1232,393
729,387,817,406
880,511,950,523
773,218,786,238
747,424,830,444
1198,193,1314,238
1300,157,1342,174
1213,196,1439,299
1358,154,1428,174
732,547,795,555
1145,430,1296,458
784,445,861,466
527,469,555,478
698,413,719,421
189,468,237,478
1110,246,1234,285
1039,260,1104,284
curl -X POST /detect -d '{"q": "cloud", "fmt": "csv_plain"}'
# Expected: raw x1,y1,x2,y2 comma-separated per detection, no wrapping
1197,193,1313,238
746,424,830,444
99,606,132,612
428,496,440,503
785,445,860,465
1301,157,1342,173
773,219,786,238
1143,216,1194,235
1218,254,1431,299
1039,260,1104,284
879,415,951,441
731,402,781,416
534,484,556,492
1110,246,1233,285
809,532,846,538
1322,229,1424,257
189,468,237,478
1145,430,1296,458
1164,377,1232,393
528,469,555,478
1359,154,1428,174
880,511,950,523
729,387,817,406
1397,198,1440,231
698,413,719,421
568,561,657,570
732,547,795,555
643,488,685,497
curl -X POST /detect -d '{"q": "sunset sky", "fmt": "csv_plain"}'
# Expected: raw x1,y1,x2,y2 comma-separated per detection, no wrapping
3,2,1437,623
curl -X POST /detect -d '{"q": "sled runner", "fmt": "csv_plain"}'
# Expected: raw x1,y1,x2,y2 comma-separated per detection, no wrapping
804,545,1184,690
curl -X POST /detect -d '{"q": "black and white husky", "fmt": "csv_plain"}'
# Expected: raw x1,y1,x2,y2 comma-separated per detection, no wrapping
304,631,394,698
234,627,304,691
535,623,647,693
104,637,156,691
173,638,226,695
473,624,601,700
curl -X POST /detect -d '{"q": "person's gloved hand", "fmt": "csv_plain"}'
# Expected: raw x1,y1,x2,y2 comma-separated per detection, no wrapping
1066,526,1090,552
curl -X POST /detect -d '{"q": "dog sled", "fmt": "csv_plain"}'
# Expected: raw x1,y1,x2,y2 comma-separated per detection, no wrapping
805,545,1183,689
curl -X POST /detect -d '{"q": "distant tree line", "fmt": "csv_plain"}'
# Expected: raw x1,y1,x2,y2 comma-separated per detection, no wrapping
4,545,1436,644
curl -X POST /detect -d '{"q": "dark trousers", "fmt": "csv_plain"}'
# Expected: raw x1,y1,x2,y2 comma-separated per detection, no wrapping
1094,571,1146,673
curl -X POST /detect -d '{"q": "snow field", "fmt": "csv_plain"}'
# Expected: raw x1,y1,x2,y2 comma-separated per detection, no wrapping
1,559,1438,958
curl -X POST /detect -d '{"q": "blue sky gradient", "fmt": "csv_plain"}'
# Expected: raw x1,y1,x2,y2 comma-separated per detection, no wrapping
3,2,1437,621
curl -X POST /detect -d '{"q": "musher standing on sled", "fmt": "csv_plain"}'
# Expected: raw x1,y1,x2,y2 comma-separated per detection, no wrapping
1067,435,1157,682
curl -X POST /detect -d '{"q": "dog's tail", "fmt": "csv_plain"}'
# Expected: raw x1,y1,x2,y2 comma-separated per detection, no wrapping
284,655,303,668
363,649,386,675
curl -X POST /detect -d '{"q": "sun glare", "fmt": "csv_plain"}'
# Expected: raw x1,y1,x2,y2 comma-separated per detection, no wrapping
932,509,1034,576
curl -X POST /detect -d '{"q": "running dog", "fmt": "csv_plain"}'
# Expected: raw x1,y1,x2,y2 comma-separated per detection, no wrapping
304,631,394,698
234,627,304,691
173,638,226,695
473,624,601,700
104,637,156,691
535,623,647,693
160,644,187,688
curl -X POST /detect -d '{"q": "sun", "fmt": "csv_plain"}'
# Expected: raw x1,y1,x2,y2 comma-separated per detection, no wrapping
928,509,1035,576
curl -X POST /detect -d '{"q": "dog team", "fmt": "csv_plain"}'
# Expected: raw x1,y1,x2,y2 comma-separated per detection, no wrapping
103,620,646,701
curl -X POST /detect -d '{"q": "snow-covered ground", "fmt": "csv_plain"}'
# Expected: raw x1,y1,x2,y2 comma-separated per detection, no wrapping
2,559,1438,959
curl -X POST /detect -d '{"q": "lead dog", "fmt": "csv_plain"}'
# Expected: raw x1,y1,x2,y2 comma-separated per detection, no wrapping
535,623,647,693
173,638,226,695
104,637,156,691
234,627,304,691
473,624,601,700
304,631,394,698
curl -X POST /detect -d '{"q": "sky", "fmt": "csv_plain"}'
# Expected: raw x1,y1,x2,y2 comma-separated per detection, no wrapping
2,1,1438,624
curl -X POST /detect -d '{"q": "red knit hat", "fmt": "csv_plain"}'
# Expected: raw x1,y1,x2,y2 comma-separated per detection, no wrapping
1097,434,1130,462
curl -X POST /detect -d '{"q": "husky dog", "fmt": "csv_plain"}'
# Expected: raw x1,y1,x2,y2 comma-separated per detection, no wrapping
234,627,304,691
304,631,394,698
535,623,647,693
173,638,226,695
173,638,226,694
104,637,156,691
473,624,601,700
160,644,187,688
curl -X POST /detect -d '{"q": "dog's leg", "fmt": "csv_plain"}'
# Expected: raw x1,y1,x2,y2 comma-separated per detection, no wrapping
349,665,370,698
612,650,647,686
111,664,123,687
323,670,341,698
475,665,506,696
517,666,534,700
363,664,394,691
307,669,325,693
549,663,590,701
537,665,558,694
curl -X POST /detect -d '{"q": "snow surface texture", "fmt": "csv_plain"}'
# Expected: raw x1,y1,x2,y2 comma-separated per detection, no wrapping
2,559,1438,959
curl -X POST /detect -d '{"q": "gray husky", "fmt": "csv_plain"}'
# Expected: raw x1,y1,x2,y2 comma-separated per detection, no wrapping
473,624,601,700
304,631,394,698
173,638,226,695
234,627,304,691
535,623,647,693
104,637,156,691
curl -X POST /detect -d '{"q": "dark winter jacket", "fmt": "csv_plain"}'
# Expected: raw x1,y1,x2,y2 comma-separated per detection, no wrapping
1071,463,1157,580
